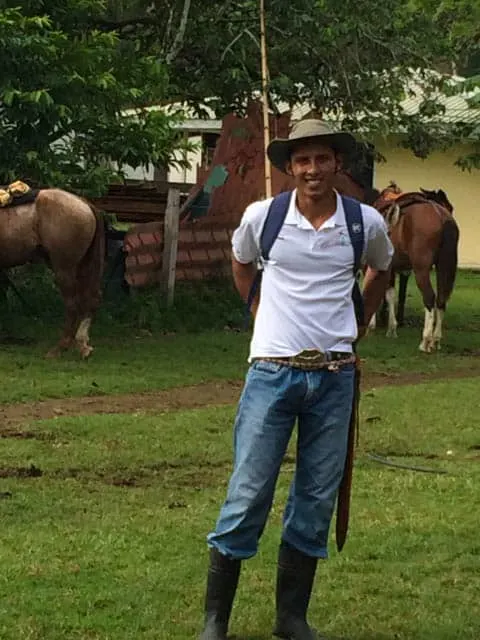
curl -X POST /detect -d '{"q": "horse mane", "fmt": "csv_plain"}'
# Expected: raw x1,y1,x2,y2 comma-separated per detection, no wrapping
419,187,454,214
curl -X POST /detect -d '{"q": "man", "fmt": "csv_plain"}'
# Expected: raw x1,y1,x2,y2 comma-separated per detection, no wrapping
199,119,394,640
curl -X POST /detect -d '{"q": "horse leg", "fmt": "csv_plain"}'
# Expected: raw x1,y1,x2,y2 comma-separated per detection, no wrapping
74,272,103,360
75,316,93,359
379,298,388,327
432,308,444,350
367,312,377,333
46,269,79,358
420,306,436,354
433,269,448,352
50,273,96,360
73,285,98,359
384,270,397,337
397,272,409,327
413,265,436,353
71,207,104,359
385,286,398,338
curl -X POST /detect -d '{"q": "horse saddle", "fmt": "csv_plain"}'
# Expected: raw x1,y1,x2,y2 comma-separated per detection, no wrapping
375,190,434,231
376,190,429,214
0,180,38,208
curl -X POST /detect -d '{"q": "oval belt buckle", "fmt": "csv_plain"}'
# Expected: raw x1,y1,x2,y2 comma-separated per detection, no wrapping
297,349,324,360
296,349,326,369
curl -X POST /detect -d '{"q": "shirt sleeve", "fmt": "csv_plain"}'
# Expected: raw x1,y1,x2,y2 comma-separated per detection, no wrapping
231,204,263,264
364,209,394,271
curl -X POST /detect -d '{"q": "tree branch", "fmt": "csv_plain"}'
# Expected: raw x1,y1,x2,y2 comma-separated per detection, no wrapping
166,0,192,65
163,6,174,51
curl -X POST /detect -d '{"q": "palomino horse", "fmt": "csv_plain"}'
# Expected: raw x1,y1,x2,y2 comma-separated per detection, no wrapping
334,173,460,352
0,184,105,358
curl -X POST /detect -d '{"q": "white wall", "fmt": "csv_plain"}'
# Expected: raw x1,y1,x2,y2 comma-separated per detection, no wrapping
121,164,155,181
167,135,202,184
118,134,203,185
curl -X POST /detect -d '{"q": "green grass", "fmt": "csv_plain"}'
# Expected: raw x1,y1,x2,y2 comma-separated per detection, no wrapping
0,379,479,639
0,270,479,404
0,331,249,404
1,260,479,639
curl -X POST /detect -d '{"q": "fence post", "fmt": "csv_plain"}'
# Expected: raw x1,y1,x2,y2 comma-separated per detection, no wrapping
161,187,181,307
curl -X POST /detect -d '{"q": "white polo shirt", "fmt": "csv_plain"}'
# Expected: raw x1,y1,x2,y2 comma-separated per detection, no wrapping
232,190,393,359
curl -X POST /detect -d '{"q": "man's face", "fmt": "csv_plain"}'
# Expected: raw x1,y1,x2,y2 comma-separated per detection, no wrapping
286,140,340,200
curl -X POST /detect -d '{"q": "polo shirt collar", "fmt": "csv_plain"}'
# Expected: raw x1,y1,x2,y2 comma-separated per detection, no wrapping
284,189,346,230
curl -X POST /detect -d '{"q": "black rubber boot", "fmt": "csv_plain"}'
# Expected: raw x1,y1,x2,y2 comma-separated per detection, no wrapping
199,547,242,640
273,540,321,640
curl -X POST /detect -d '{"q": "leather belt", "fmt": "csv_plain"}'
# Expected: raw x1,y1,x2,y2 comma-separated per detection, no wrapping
251,349,356,371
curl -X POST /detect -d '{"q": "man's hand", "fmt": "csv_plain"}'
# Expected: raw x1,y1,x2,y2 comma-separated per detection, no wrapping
362,266,391,329
231,256,259,316
357,324,368,342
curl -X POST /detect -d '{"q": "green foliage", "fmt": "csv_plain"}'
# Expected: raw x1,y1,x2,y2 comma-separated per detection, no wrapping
1,0,479,192
0,2,187,195
103,0,480,164
420,0,480,71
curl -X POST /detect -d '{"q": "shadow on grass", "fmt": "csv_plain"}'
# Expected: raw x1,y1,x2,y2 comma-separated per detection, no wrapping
231,632,398,640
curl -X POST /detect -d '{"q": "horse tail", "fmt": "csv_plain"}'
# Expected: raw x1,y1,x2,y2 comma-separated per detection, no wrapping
436,217,459,308
76,204,106,313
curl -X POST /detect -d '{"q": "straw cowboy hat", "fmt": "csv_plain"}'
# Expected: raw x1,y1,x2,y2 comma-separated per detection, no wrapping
267,118,357,174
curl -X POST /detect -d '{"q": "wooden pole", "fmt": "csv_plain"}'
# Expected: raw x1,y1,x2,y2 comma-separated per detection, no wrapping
161,187,181,307
259,0,272,199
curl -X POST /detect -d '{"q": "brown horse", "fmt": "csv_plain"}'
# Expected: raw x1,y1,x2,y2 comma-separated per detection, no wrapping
334,173,460,352
385,186,455,326
0,187,105,358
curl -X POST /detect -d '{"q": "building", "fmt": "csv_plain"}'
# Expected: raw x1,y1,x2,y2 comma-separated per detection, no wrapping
122,80,480,268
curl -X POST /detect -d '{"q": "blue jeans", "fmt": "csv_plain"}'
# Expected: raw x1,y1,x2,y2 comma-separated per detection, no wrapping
207,359,355,559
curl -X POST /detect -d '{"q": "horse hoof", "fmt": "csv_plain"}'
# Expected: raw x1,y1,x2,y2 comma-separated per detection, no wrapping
419,342,433,353
386,330,398,338
79,345,93,359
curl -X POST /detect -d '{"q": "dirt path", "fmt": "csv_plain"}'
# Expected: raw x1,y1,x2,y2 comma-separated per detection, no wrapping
1,366,479,430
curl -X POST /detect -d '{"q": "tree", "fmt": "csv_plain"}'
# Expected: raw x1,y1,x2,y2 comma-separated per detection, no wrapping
417,0,480,169
102,0,480,165
2,0,479,194
0,1,190,195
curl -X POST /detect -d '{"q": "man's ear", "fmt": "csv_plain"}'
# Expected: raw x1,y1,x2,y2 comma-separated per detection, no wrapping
285,162,293,176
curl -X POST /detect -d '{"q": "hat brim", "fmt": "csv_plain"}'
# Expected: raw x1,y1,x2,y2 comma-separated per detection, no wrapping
267,132,357,174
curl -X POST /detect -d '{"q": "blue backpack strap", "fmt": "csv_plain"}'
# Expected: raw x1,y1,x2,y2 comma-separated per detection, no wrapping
260,191,292,260
341,195,365,329
245,191,292,320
